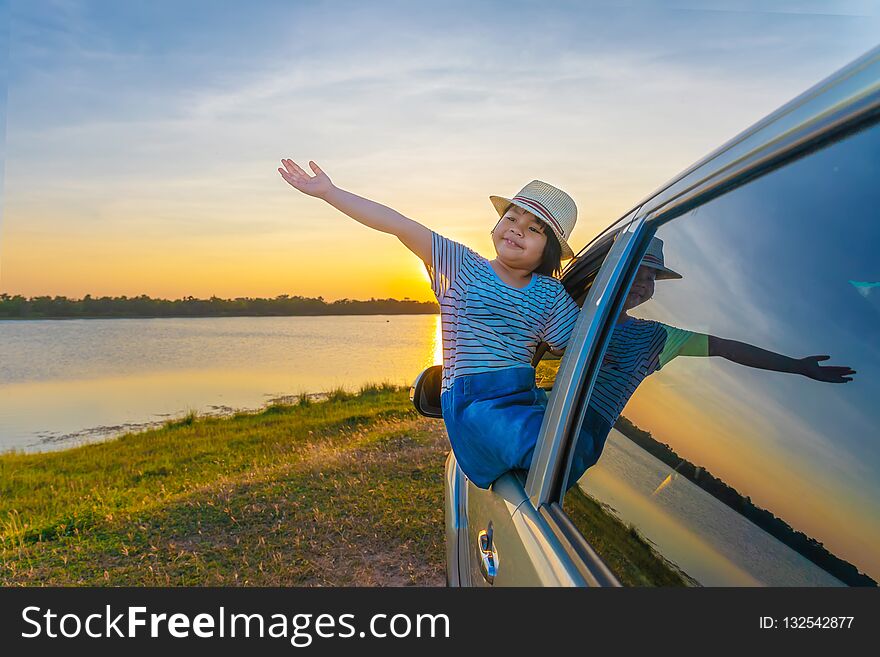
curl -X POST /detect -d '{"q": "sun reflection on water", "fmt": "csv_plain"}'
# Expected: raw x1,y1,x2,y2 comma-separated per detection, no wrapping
432,314,443,366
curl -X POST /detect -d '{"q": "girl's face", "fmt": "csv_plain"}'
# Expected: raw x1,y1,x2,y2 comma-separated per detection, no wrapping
491,205,548,271
624,265,657,311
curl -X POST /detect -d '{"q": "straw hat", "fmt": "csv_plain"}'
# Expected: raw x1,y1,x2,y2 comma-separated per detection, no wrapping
490,180,577,260
641,237,682,280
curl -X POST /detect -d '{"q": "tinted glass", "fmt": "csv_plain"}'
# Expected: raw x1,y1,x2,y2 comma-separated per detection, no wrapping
562,123,879,586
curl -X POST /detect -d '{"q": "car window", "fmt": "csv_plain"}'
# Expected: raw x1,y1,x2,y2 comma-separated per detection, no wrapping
534,211,638,390
560,123,880,586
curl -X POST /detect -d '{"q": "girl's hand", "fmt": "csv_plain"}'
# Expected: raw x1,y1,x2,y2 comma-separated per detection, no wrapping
797,355,856,383
278,158,334,199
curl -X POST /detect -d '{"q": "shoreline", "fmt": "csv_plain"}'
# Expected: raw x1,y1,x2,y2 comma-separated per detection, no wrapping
2,390,357,457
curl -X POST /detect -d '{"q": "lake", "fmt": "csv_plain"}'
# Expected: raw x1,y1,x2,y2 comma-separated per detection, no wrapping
0,315,441,453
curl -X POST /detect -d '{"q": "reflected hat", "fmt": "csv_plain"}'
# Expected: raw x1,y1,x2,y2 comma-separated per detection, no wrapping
641,237,682,280
490,180,577,261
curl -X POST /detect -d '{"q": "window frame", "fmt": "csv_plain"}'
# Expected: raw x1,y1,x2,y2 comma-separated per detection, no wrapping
525,216,647,506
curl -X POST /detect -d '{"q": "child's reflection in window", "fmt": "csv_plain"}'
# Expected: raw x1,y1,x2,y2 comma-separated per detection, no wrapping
564,237,856,486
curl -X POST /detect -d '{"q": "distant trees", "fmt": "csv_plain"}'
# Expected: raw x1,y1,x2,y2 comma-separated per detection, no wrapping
0,293,439,319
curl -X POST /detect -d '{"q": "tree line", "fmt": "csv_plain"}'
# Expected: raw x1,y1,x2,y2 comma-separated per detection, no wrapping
0,293,439,319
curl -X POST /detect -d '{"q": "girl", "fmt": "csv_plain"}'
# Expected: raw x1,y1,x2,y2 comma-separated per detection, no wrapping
278,159,582,489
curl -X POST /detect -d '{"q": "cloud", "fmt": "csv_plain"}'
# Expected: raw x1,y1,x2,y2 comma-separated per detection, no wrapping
5,1,879,260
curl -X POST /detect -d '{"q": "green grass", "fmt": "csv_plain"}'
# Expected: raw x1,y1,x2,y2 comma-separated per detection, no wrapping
535,358,561,389
0,382,448,586
1,375,696,587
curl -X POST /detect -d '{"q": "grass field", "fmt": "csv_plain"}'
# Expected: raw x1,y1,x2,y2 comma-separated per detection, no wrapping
0,384,448,586
1,379,690,587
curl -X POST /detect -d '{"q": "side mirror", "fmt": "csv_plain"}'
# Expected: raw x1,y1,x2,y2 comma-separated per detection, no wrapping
410,365,443,418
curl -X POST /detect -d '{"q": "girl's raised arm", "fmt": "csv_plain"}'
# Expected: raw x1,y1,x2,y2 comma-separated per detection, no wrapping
278,158,432,264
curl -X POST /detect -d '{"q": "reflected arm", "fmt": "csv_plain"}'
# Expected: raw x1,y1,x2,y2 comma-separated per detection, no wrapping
708,336,856,383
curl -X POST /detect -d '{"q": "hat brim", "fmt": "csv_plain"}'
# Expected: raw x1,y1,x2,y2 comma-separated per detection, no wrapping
489,194,575,261
644,263,682,280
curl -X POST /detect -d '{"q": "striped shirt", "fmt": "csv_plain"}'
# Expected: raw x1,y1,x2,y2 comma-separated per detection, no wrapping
425,231,580,393
591,317,709,426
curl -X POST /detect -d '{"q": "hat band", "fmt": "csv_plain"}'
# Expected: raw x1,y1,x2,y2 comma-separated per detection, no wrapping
642,254,665,267
512,196,565,236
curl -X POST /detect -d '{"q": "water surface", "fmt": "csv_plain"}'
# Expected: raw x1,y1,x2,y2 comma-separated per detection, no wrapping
0,315,441,453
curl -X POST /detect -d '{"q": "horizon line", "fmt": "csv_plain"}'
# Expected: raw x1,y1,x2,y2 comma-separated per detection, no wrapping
0,291,438,303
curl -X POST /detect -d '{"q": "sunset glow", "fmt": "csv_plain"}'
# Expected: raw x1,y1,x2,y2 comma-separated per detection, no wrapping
3,2,877,300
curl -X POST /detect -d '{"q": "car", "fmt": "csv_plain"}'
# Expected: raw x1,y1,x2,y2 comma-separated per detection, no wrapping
412,44,880,587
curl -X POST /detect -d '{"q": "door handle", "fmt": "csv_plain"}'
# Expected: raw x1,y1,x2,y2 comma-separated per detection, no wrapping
478,523,498,584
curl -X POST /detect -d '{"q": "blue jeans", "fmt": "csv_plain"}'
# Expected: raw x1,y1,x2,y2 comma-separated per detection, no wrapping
440,366,612,489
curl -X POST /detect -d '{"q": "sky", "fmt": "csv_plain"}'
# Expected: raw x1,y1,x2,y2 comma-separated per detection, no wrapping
0,0,879,301
0,0,8,227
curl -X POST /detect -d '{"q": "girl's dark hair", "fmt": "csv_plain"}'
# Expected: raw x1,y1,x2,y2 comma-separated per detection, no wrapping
497,204,563,278
534,228,562,278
